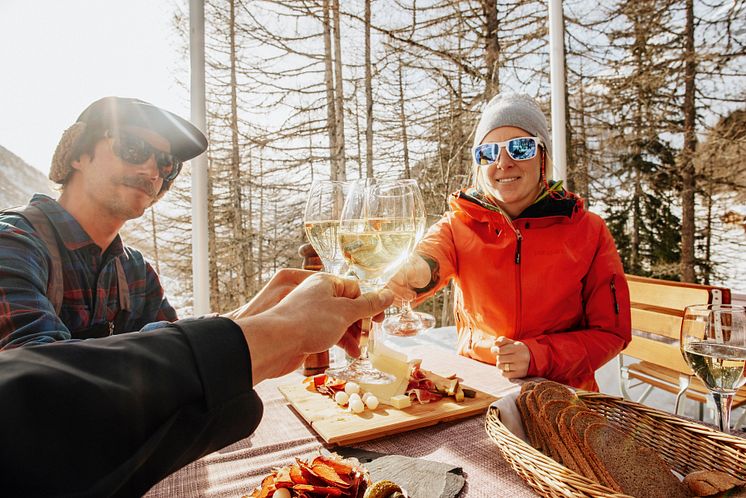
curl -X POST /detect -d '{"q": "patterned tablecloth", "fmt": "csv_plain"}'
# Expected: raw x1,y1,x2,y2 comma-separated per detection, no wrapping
144,327,540,497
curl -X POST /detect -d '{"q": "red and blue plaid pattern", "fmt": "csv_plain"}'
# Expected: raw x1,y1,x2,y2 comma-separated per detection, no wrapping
0,194,177,349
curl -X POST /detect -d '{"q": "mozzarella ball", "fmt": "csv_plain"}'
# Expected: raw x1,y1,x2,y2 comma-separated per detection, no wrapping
361,392,372,403
273,488,292,498
349,397,365,413
334,391,350,406
364,395,379,410
344,381,360,395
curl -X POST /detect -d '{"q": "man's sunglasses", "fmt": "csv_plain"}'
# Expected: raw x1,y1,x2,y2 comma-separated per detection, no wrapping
106,131,183,182
473,137,541,166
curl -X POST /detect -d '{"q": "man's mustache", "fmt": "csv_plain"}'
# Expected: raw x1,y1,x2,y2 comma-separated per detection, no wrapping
118,176,158,197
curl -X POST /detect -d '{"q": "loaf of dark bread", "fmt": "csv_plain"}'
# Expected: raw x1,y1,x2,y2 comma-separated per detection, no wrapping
514,380,697,497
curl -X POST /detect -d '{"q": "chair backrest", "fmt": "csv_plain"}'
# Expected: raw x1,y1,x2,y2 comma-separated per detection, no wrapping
624,274,732,373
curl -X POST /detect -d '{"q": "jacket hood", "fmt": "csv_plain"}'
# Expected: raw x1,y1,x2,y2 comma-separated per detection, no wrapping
449,185,584,224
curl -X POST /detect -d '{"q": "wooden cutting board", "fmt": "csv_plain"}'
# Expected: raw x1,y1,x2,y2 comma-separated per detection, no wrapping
278,377,498,446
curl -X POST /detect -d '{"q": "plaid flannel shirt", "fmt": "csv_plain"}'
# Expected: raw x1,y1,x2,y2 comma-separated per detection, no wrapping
0,194,177,349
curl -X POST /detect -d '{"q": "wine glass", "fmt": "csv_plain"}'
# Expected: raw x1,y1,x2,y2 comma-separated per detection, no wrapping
382,179,436,336
325,179,419,384
303,180,349,369
303,180,348,275
680,304,746,432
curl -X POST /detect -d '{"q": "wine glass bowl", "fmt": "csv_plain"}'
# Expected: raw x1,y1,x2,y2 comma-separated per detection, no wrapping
303,180,348,275
680,304,746,432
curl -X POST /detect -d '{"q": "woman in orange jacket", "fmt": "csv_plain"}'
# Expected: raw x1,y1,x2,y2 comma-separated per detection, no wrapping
401,93,631,391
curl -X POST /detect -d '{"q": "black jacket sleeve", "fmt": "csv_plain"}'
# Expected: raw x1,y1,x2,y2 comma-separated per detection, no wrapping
0,316,263,498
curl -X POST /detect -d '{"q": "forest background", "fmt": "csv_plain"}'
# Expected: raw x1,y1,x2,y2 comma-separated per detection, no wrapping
120,0,746,322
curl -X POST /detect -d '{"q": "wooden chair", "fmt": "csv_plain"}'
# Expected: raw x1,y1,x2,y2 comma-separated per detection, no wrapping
618,274,746,423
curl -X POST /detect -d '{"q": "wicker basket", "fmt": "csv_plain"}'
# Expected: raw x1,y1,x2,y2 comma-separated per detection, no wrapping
485,391,746,498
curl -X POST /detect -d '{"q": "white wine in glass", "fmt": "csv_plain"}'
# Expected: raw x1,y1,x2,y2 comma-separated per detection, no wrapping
680,304,746,432
303,180,347,275
326,179,418,384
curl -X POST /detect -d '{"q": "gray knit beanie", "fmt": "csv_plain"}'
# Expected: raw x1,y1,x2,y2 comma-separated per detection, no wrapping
473,94,552,160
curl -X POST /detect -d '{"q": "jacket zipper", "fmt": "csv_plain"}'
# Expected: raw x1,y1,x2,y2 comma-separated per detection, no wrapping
610,273,620,327
514,228,523,335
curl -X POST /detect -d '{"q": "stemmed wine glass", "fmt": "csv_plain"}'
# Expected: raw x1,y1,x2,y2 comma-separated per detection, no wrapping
325,179,419,384
382,179,436,336
303,180,348,275
303,180,350,370
680,304,746,432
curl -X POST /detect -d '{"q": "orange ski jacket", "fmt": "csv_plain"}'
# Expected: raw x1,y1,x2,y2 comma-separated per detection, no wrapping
417,189,631,391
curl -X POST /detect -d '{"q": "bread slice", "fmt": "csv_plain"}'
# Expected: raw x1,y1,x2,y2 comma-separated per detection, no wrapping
583,422,691,498
525,381,574,458
520,381,538,395
526,388,556,458
557,405,607,483
568,410,616,487
516,382,538,447
537,385,576,405
683,470,745,496
538,399,582,472
515,391,536,447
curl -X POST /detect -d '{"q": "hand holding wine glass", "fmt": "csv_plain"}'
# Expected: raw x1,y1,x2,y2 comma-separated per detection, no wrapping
680,304,746,432
303,180,350,373
326,178,419,384
382,180,436,336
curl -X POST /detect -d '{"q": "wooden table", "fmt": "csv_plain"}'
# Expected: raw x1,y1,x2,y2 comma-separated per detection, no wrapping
144,328,539,498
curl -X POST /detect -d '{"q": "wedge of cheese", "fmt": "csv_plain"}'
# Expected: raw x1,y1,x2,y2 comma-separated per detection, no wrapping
361,343,419,407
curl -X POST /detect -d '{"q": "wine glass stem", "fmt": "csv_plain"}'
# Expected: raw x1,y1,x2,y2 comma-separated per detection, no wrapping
710,391,734,432
360,317,375,358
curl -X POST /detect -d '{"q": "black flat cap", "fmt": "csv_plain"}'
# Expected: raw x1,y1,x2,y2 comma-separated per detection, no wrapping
76,96,208,161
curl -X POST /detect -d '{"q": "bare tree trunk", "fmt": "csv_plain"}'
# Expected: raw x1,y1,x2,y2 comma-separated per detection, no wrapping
562,12,575,191
481,0,499,101
631,169,641,273
273,192,278,273
258,145,265,287
246,150,254,296
575,68,590,202
322,0,339,179
704,169,713,284
229,0,250,297
149,207,160,275
308,108,316,182
680,0,697,282
332,0,347,179
354,81,363,178
208,172,219,312
365,0,374,178
398,56,411,179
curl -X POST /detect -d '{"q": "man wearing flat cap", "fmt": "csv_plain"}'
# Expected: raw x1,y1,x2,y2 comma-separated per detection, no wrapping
0,96,207,349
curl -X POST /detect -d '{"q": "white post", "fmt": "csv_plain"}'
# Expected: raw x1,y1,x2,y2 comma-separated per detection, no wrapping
190,0,210,314
548,0,567,181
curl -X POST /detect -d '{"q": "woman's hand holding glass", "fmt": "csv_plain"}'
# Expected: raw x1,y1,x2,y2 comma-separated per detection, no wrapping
385,253,432,303
382,181,437,336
